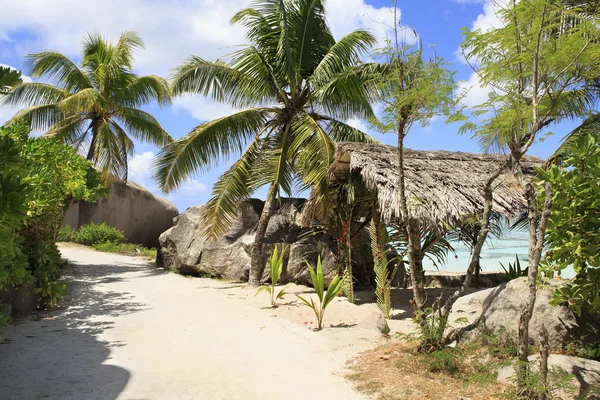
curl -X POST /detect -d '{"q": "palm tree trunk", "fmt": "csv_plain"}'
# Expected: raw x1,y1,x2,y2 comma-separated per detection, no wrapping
248,185,278,286
397,125,426,314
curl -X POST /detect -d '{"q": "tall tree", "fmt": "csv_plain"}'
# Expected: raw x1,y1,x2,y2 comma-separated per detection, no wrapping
367,5,457,316
154,0,377,286
3,31,171,183
0,66,23,95
461,0,600,393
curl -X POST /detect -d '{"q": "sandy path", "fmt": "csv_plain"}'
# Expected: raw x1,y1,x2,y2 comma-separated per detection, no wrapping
0,245,385,400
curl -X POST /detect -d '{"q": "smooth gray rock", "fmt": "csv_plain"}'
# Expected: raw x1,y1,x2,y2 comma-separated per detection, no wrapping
63,179,178,248
0,280,38,316
448,278,580,349
156,198,373,286
497,354,600,399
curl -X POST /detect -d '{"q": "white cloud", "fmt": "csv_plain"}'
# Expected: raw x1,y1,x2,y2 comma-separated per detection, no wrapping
128,150,207,206
172,95,239,123
457,72,494,109
456,0,511,109
0,0,401,122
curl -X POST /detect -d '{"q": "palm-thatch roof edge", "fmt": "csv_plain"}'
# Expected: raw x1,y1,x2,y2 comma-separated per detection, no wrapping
328,142,545,226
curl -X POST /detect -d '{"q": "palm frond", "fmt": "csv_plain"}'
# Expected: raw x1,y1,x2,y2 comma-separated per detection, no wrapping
202,135,271,239
118,75,171,107
153,108,274,192
24,51,92,92
116,107,172,147
3,83,69,107
311,30,376,85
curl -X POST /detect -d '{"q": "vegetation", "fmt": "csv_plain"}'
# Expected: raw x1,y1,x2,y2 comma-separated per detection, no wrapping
369,213,395,319
92,242,157,258
0,66,22,95
296,256,343,330
542,133,600,316
500,255,528,280
461,0,600,391
58,223,156,258
73,222,125,246
0,123,104,308
3,31,171,184
367,3,457,316
255,246,289,307
154,0,377,286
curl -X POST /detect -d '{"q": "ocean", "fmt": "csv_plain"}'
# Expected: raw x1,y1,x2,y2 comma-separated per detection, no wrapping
422,230,575,278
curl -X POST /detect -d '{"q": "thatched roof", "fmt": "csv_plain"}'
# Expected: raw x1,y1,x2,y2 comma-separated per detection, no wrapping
328,142,545,226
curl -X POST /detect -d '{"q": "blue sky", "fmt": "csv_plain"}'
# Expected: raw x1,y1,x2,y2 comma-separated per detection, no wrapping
0,0,579,213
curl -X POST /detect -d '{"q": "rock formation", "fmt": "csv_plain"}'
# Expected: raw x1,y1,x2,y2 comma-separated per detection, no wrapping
157,198,374,285
63,179,178,248
448,278,599,350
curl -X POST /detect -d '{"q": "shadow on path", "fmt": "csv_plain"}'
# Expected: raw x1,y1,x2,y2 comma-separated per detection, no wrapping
0,256,159,400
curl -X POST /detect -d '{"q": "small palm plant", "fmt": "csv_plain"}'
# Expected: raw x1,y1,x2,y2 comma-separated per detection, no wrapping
296,256,344,330
255,245,288,306
500,255,528,280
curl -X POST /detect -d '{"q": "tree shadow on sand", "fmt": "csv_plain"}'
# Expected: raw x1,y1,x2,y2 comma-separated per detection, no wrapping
0,257,163,400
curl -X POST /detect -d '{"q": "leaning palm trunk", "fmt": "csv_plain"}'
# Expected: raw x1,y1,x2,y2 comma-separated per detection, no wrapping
249,186,278,286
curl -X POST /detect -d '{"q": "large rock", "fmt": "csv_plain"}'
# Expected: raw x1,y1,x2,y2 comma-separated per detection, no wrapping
497,355,600,399
448,278,587,350
156,198,373,285
63,179,178,248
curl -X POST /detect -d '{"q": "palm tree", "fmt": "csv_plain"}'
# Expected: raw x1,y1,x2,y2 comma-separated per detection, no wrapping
154,0,377,286
3,31,171,183
0,66,23,95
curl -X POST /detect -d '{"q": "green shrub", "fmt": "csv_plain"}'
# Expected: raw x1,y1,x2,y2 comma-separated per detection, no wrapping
75,223,125,246
0,123,105,308
92,242,156,258
28,241,66,309
57,226,77,242
421,348,463,376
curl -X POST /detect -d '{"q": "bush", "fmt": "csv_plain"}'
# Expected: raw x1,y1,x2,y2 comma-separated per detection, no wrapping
421,348,463,376
0,123,105,308
57,226,77,242
75,223,125,246
92,242,157,258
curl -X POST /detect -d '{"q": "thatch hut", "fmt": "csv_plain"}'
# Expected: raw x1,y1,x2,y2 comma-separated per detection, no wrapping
327,142,545,226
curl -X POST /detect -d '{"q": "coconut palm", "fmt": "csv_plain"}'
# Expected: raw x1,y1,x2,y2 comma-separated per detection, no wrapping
3,31,171,183
154,0,377,286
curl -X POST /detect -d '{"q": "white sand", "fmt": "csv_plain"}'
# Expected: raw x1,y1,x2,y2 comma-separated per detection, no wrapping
0,244,413,400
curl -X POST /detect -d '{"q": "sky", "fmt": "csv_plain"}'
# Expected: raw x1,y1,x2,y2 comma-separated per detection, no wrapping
0,0,581,213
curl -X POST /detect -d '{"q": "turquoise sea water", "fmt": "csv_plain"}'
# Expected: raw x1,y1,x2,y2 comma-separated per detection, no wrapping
421,230,576,278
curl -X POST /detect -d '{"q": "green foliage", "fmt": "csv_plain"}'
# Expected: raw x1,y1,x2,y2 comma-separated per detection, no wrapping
75,222,125,246
421,348,464,376
460,0,600,153
368,42,458,135
255,245,289,306
369,214,395,319
0,123,103,308
0,66,22,95
541,133,600,315
4,31,171,183
57,225,77,242
29,242,66,309
154,0,377,240
92,242,156,258
296,256,344,330
500,255,528,280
